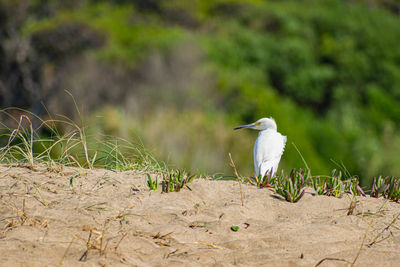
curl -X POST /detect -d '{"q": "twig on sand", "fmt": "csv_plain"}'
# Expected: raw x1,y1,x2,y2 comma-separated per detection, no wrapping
197,241,223,249
315,220,373,267
346,195,358,215
367,212,400,247
79,230,93,261
60,237,75,265
351,220,373,266
228,153,244,206
315,257,351,267
114,232,127,252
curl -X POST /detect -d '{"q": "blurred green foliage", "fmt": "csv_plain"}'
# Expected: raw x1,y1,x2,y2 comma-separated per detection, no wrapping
3,0,400,185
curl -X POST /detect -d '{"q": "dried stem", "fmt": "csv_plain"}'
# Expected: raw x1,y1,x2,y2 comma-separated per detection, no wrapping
367,212,400,247
315,257,351,267
351,220,373,266
228,153,244,206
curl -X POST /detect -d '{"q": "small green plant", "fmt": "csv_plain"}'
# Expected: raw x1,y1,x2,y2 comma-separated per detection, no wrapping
311,176,327,195
370,176,400,202
370,176,388,198
386,176,400,202
161,169,195,193
311,169,365,198
146,174,159,191
274,168,311,203
321,170,345,197
248,170,276,188
347,176,366,197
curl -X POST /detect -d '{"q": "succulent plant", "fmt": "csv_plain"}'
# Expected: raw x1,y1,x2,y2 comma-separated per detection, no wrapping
248,170,276,188
274,168,311,203
370,176,400,202
161,169,195,193
311,169,365,198
146,173,158,191
386,176,400,202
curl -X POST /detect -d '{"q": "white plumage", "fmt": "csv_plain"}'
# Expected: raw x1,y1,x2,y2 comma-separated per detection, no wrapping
234,117,286,178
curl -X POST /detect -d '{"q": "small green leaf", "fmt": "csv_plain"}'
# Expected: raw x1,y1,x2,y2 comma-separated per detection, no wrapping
231,226,239,232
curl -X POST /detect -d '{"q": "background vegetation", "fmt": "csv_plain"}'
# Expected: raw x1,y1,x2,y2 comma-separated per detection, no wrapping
1,0,400,185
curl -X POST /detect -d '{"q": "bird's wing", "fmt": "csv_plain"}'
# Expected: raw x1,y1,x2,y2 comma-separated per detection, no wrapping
254,132,286,176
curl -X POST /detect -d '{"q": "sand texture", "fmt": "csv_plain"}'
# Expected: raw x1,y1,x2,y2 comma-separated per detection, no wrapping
1,165,400,266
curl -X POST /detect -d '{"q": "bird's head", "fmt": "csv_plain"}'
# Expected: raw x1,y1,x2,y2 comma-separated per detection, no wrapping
234,117,277,131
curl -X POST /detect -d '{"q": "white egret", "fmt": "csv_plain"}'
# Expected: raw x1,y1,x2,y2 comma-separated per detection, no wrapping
234,117,286,179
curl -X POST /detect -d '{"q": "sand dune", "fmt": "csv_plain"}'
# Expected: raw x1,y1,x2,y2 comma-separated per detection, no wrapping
1,165,399,266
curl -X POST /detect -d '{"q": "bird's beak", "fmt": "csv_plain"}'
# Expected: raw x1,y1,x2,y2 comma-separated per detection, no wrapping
234,123,255,130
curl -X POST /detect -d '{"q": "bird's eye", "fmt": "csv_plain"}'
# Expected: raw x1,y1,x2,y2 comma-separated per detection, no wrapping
255,122,261,125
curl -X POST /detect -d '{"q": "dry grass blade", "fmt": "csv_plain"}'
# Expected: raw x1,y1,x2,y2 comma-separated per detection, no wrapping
79,230,93,262
78,225,108,261
64,90,92,169
197,241,223,249
1,115,35,165
347,196,358,216
367,212,400,247
114,232,127,252
85,202,108,211
315,220,373,267
351,220,373,266
153,231,173,240
32,182,48,207
315,257,352,267
8,174,47,206
228,153,244,206
16,115,34,166
1,199,49,234
60,237,75,265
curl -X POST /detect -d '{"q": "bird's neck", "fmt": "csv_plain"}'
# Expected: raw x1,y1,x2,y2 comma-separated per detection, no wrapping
259,128,276,135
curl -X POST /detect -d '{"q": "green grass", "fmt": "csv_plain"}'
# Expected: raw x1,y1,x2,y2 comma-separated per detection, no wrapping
161,169,196,193
0,108,164,173
146,174,159,191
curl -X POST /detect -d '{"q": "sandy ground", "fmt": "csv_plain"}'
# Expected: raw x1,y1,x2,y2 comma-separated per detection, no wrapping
0,165,400,267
